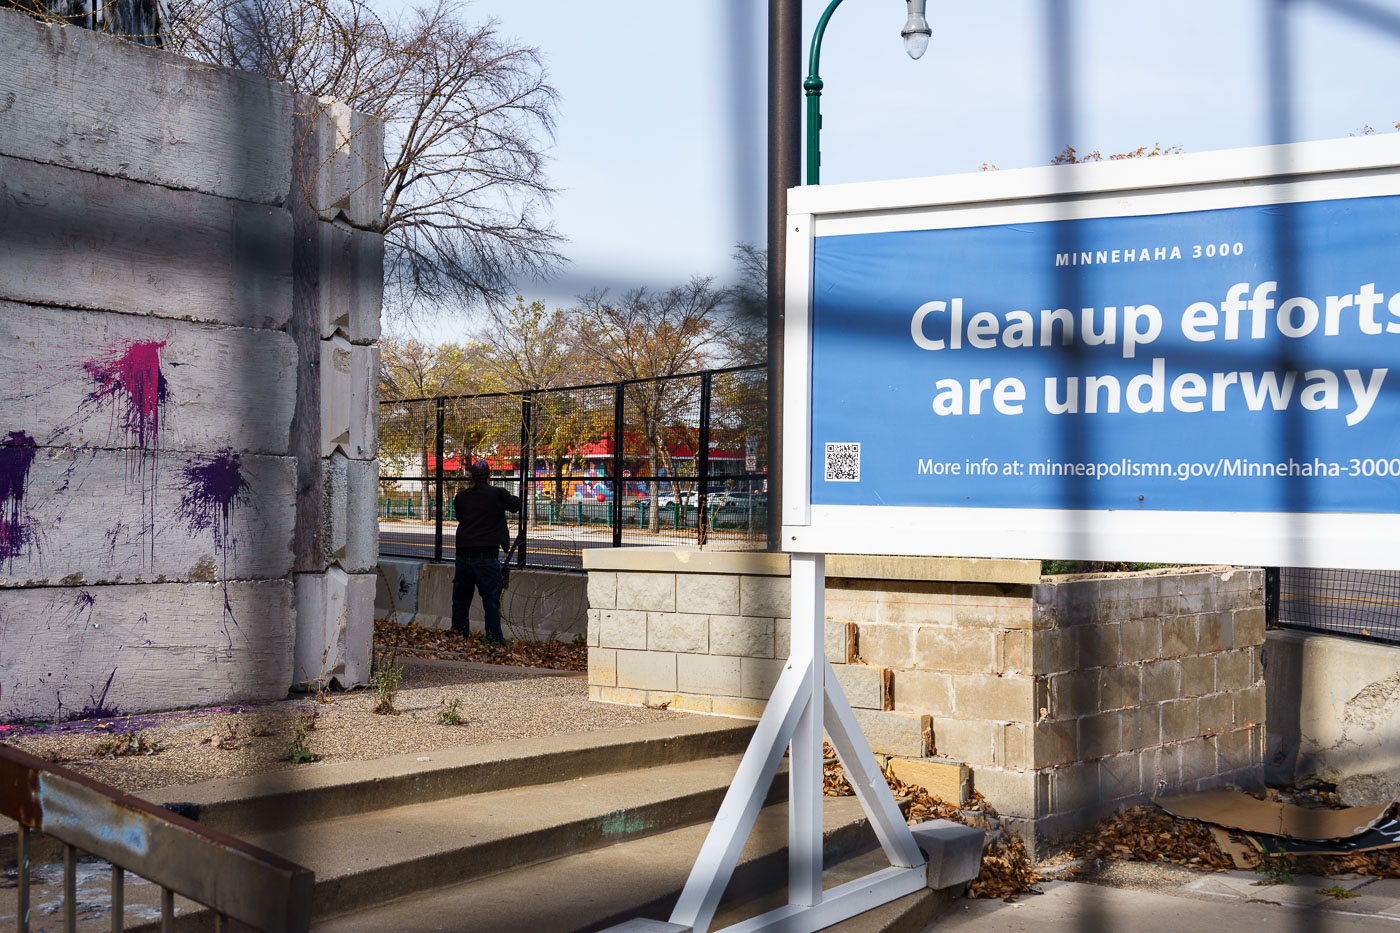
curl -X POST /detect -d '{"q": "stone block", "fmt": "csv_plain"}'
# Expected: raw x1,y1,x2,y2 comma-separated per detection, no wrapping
1143,743,1182,792
672,693,713,714
1234,606,1266,646
1214,648,1252,692
1180,654,1215,695
413,562,453,629
1060,579,1102,626
1160,615,1198,659
1079,710,1123,760
741,657,788,699
887,758,971,805
711,696,767,719
1078,623,1121,668
995,722,1032,770
1098,753,1142,802
1159,697,1199,743
1099,578,1145,622
873,581,957,626
1196,612,1226,653
1034,718,1077,769
311,97,385,230
1119,618,1160,663
1198,692,1234,734
294,568,373,689
317,220,383,343
374,558,419,624
591,685,648,706
930,717,997,765
1031,583,1059,628
1138,574,1175,618
587,609,602,646
996,629,1031,673
677,654,741,696
1218,726,1256,772
709,615,775,658
676,573,740,615
832,664,890,710
950,673,1034,722
1121,704,1160,750
647,612,708,653
853,621,917,669
916,627,996,673
616,650,676,691
320,335,377,460
616,573,676,612
598,609,648,650
1033,629,1075,675
1050,671,1098,719
1235,684,1265,726
1097,665,1140,712
587,571,617,610
322,454,379,573
1139,659,1182,703
912,820,987,890
853,709,931,758
893,669,953,718
775,618,848,663
1050,761,1100,814
588,648,617,687
1178,573,1217,613
952,593,1034,629
739,574,790,617
973,767,1047,819
1179,735,1218,782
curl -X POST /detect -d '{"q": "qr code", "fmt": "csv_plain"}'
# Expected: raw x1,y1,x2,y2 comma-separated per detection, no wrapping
825,442,860,482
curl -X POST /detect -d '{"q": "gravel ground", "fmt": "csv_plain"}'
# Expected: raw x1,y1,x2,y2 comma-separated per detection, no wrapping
1,657,690,794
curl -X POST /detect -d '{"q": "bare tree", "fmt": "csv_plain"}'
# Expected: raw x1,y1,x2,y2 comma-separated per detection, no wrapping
571,278,726,531
718,241,768,367
165,0,565,320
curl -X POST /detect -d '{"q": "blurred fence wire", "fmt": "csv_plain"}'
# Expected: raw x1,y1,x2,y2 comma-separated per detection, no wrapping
1272,567,1400,646
379,364,768,570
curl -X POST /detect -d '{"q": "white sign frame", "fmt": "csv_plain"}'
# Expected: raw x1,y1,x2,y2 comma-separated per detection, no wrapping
781,135,1400,569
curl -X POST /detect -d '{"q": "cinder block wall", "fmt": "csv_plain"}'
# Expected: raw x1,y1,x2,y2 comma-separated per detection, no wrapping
583,551,1266,854
0,11,381,719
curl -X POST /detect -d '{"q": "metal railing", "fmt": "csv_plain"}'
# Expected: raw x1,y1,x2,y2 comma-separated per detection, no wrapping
1,744,312,932
379,365,769,570
1270,567,1400,646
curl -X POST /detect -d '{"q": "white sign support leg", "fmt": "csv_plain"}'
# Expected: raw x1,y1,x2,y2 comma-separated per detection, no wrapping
662,553,928,933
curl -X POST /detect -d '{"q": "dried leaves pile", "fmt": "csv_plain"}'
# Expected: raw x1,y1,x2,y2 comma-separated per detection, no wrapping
374,620,586,672
1067,805,1235,871
821,744,1041,900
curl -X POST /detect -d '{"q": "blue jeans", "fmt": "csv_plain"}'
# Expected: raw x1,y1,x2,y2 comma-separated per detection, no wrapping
452,557,504,643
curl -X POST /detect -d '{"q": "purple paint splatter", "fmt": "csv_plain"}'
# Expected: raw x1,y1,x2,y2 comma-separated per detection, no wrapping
81,340,171,563
0,430,39,567
178,449,250,651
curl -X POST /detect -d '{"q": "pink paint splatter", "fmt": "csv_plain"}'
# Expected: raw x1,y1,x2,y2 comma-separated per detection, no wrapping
82,340,170,451
0,430,39,567
81,340,171,563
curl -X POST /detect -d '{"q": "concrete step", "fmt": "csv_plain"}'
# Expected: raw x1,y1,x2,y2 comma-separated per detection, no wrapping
146,717,757,837
310,795,887,933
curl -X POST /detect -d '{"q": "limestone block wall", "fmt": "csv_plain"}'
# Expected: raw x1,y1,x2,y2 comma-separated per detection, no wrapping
583,551,1266,854
0,12,381,718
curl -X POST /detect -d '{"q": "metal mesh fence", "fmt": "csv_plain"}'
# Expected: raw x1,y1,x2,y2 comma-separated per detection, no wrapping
379,365,769,570
1275,568,1400,646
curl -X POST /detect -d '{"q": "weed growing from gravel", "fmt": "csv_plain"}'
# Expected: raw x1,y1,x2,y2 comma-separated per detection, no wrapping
1252,855,1294,886
278,724,318,764
92,730,164,759
436,697,465,726
372,662,403,715
1319,884,1359,900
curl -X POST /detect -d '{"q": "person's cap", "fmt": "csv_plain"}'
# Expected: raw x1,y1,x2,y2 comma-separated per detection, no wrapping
470,459,491,483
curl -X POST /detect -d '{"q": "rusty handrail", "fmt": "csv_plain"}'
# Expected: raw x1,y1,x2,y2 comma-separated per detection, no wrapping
1,743,312,932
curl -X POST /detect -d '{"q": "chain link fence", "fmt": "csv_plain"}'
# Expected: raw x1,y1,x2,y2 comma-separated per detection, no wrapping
1272,567,1400,646
378,365,769,570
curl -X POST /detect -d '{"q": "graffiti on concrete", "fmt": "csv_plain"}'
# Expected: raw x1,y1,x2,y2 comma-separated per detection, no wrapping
177,448,250,649
0,430,39,567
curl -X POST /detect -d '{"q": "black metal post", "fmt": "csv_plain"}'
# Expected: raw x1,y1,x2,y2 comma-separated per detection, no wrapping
519,396,531,568
1264,567,1281,628
612,385,625,548
433,398,445,562
697,371,712,546
768,0,801,551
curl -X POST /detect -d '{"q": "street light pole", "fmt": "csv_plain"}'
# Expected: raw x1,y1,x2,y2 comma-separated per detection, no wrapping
804,0,932,186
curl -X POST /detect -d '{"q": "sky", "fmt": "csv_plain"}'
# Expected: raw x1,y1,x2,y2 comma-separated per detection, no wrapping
404,0,1400,342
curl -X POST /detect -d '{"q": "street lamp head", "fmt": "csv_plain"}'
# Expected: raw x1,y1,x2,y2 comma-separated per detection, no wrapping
901,0,931,60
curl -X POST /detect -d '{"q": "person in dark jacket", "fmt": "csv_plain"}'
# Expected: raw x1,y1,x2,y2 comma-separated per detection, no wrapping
451,459,521,644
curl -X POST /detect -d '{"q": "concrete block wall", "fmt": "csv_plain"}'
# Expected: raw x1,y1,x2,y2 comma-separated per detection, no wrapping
374,558,588,644
0,12,381,718
582,550,1266,855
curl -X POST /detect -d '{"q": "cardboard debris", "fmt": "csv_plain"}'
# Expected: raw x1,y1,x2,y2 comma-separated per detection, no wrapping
1207,825,1258,870
1155,789,1396,841
1253,816,1400,856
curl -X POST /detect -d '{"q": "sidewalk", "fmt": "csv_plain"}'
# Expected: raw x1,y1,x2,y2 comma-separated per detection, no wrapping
930,871,1400,931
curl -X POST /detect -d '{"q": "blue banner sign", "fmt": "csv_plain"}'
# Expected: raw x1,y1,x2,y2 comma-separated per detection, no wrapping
810,194,1400,513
